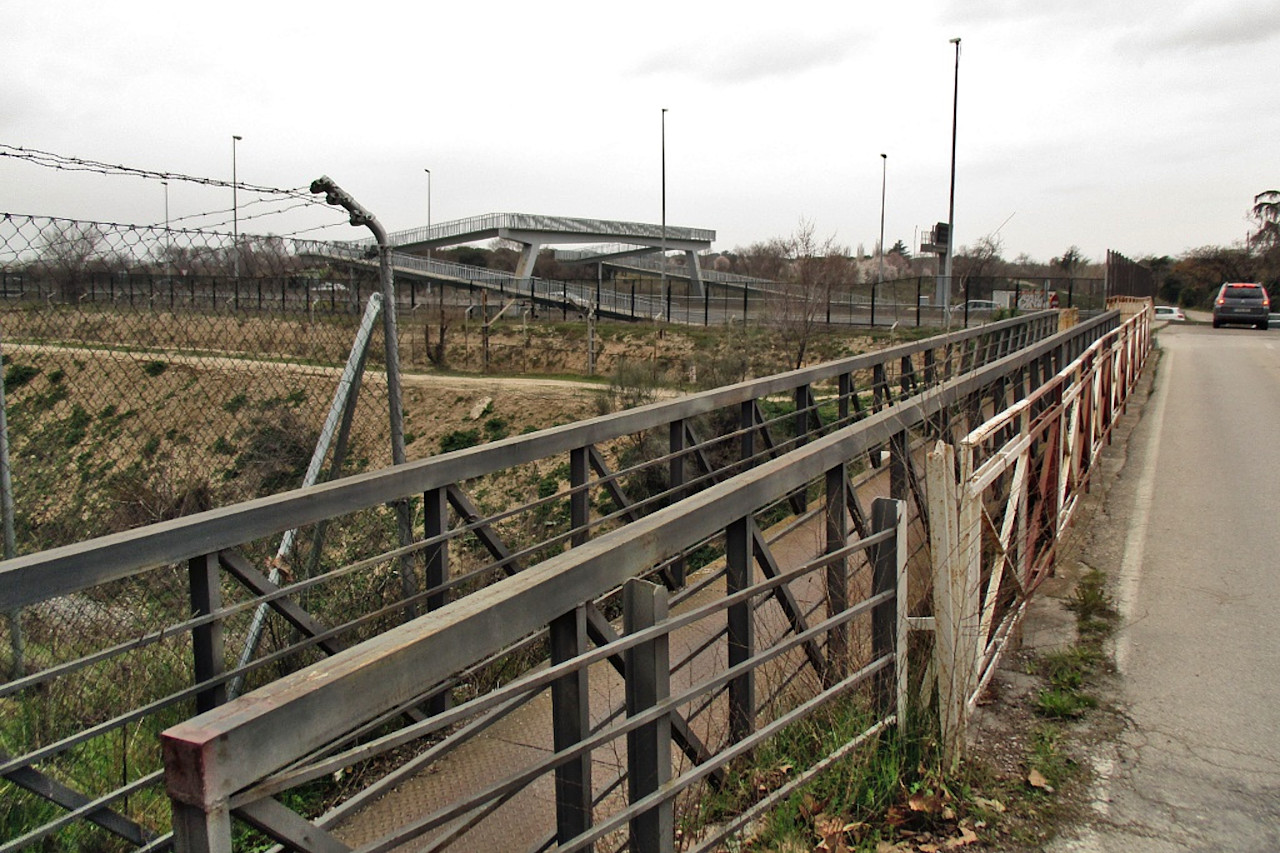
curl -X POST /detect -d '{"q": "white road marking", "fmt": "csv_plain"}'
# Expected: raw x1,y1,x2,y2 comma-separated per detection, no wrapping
1115,348,1170,672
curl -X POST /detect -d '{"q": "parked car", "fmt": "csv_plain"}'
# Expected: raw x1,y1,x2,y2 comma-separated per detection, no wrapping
951,299,999,314
1212,282,1269,330
311,282,348,293
1153,305,1186,321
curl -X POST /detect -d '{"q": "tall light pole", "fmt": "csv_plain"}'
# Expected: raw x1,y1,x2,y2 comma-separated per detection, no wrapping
661,107,668,322
943,38,961,314
878,153,887,298
232,134,242,280
424,168,432,263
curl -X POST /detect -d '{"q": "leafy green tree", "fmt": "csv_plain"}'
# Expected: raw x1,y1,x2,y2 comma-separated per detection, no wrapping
1051,246,1087,278
1166,246,1256,308
1250,191,1280,286
1251,190,1280,250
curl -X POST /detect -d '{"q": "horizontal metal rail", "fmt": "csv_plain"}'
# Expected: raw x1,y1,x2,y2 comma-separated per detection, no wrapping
0,312,1062,609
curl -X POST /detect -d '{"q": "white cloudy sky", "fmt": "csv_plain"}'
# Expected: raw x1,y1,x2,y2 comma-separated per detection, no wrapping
3,0,1279,264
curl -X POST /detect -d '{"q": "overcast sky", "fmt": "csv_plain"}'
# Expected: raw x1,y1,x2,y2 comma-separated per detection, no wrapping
3,0,1278,265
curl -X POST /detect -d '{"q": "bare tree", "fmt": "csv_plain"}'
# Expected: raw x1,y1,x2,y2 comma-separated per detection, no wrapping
952,233,1005,299
769,220,852,370
36,221,106,300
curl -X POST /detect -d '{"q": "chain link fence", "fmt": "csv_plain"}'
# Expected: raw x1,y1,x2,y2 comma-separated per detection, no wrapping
0,213,395,556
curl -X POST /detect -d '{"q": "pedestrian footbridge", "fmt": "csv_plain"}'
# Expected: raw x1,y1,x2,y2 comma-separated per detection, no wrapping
372,213,716,290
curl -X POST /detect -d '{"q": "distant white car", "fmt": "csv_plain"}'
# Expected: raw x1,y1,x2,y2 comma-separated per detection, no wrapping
311,282,348,293
951,299,999,314
1153,305,1186,321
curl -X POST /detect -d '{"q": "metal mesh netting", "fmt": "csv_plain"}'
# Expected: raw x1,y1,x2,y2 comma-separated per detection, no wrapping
0,213,393,555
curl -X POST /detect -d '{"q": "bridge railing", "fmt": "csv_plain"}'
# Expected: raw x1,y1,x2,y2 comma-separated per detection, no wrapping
0,311,1082,851
923,301,1151,764
152,312,1118,852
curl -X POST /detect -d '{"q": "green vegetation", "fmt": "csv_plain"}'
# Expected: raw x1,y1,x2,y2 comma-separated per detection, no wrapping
439,428,481,453
4,362,40,392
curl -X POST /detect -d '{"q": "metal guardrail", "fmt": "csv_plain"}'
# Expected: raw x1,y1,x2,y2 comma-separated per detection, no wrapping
0,311,1081,851
922,301,1151,764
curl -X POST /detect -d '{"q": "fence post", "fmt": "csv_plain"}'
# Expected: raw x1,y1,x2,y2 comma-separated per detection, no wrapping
825,465,848,684
188,553,226,714
551,604,592,846
309,177,416,620
725,516,754,742
570,447,590,548
666,422,686,586
423,488,448,612
170,800,233,853
624,578,672,853
870,498,900,713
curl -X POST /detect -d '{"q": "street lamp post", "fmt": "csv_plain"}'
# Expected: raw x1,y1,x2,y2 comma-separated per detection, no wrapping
232,134,242,280
943,38,961,317
878,153,887,308
424,168,432,264
661,107,668,322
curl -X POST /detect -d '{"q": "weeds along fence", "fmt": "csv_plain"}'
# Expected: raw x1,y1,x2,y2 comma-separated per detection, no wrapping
0,310,1099,851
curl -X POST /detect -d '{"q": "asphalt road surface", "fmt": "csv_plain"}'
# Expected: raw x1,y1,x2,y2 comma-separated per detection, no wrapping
1055,321,1280,851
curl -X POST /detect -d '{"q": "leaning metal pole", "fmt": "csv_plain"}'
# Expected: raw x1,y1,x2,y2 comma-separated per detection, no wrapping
311,177,418,618
228,293,386,698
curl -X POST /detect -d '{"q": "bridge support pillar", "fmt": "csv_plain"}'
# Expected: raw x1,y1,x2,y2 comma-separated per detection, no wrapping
683,250,704,297
514,240,543,279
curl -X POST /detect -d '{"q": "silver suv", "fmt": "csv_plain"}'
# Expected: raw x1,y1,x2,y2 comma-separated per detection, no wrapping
1212,282,1270,330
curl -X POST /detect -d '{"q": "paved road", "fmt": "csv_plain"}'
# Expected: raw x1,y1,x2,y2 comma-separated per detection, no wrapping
1057,321,1280,851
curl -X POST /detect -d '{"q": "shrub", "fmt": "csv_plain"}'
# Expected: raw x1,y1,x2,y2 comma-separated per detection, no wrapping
440,429,481,453
4,363,40,392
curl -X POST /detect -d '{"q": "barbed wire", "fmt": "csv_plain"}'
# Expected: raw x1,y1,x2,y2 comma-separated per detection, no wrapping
0,143,320,203
3,144,359,240
149,199,348,235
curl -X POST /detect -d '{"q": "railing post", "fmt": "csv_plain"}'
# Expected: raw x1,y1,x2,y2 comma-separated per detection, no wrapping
188,553,226,714
666,424,686,586
890,429,909,503
624,579,672,853
424,487,450,716
571,446,590,548
170,800,233,853
793,385,811,510
551,604,592,847
825,464,849,685
837,372,853,425
870,498,900,714
726,516,754,742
